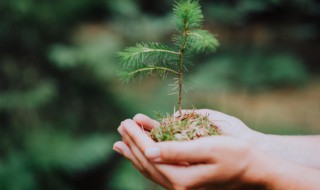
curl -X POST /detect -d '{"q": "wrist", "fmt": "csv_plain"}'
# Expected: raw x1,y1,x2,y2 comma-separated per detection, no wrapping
241,130,267,148
240,146,281,188
243,148,320,190
246,132,275,154
240,148,266,185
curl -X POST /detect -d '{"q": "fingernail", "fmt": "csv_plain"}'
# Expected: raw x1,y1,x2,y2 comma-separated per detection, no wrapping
118,126,124,136
145,148,160,160
113,146,123,155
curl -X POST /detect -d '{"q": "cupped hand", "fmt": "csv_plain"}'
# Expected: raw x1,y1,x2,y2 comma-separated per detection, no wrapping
114,119,268,190
133,109,262,142
132,109,320,170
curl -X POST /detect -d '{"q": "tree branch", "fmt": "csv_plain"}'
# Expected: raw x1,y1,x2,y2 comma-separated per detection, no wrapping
130,49,180,57
128,67,180,76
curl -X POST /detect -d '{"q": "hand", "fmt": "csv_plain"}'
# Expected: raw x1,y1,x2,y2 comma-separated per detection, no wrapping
114,111,320,190
134,109,260,140
114,119,268,190
132,109,320,169
114,120,170,188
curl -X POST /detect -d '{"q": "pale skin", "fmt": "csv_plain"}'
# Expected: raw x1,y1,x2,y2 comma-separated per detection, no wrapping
113,109,320,190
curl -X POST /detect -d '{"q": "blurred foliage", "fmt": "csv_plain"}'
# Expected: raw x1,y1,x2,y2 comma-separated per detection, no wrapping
49,33,122,81
0,0,319,189
108,161,162,190
191,52,308,92
0,0,127,190
0,133,115,190
204,0,320,25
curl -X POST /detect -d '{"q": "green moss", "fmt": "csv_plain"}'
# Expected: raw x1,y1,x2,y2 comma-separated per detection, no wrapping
151,112,220,142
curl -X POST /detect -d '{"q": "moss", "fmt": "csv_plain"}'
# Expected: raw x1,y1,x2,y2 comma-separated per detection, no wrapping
151,112,220,142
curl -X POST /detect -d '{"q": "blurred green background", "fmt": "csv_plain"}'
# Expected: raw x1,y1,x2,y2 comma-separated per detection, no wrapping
0,0,319,189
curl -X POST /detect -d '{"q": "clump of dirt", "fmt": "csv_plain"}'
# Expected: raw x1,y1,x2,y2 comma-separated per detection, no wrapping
150,112,220,142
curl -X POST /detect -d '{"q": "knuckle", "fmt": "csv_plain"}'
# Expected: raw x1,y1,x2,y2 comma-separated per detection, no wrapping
161,147,177,160
162,153,173,161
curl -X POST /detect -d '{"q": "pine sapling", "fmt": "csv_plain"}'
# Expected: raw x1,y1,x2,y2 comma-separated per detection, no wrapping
118,0,220,141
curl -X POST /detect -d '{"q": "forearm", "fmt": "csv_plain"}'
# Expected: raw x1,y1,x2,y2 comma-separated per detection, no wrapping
253,133,320,169
248,150,320,190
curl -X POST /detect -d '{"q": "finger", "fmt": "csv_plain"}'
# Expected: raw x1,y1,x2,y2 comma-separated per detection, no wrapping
122,132,149,170
123,131,170,187
122,134,153,178
117,131,146,171
145,137,216,163
113,141,134,160
196,109,253,138
133,114,159,131
121,121,171,186
117,124,125,136
122,119,156,151
196,109,233,123
156,164,217,188
119,121,149,142
113,141,143,170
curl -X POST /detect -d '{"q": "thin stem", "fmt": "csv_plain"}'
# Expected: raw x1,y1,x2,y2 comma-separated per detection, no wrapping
128,67,180,76
178,20,189,116
178,54,183,115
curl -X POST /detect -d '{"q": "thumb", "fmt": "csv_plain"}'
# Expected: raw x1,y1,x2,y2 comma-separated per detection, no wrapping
133,114,159,131
144,138,213,164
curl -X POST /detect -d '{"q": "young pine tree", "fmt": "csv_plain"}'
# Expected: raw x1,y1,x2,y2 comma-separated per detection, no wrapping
118,0,220,141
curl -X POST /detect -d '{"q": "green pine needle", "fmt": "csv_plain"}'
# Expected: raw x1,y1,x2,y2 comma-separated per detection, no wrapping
173,0,203,31
119,66,180,83
118,0,220,110
118,42,179,69
187,29,220,53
